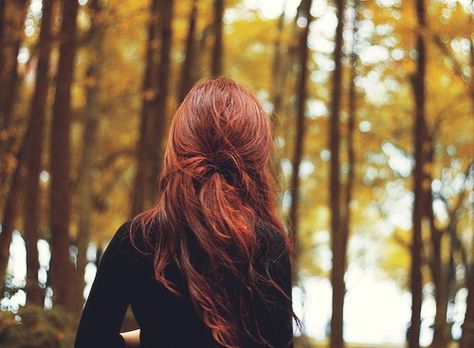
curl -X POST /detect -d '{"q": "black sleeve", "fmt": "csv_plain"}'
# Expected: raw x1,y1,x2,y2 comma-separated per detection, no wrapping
74,221,133,348
253,225,294,348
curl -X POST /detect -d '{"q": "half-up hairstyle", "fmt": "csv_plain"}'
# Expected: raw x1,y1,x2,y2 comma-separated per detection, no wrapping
130,78,298,347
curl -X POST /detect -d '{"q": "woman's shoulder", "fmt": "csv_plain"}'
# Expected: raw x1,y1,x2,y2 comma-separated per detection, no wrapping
105,219,155,262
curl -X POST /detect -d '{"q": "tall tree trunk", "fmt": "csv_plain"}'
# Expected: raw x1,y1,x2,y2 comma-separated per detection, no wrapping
149,0,173,203
0,0,5,111
210,0,224,77
271,4,301,213
178,0,198,103
270,3,289,124
194,24,212,84
73,0,106,315
0,91,38,281
23,0,54,307
131,0,160,217
0,0,5,71
286,0,313,284
329,0,345,347
0,0,27,130
0,0,28,186
408,0,427,347
268,4,287,196
49,0,79,310
340,0,360,298
424,138,449,348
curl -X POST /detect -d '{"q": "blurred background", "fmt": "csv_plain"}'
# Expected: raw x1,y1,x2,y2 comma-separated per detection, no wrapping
0,0,473,347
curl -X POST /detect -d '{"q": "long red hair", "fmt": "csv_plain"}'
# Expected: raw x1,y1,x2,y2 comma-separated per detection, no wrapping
130,78,297,347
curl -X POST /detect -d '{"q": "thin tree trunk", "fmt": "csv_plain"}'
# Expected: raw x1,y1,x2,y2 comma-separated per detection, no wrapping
49,0,79,310
424,138,449,348
210,0,224,77
131,0,160,217
149,0,174,203
286,0,313,284
23,0,54,307
178,0,198,103
270,3,288,124
408,0,427,347
268,4,287,195
340,0,360,298
329,0,345,347
73,0,106,315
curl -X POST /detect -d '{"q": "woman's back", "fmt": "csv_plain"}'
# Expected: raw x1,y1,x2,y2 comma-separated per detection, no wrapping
75,78,297,347
74,219,293,348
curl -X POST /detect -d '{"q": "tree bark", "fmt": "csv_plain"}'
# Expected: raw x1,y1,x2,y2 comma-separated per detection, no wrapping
210,0,224,77
131,0,160,217
339,0,360,303
49,0,79,310
73,0,106,315
268,5,287,196
270,4,289,124
0,97,38,282
149,0,174,203
329,0,345,347
0,0,5,71
408,1,427,347
178,0,198,103
424,137,449,348
23,0,54,307
0,0,28,186
0,0,27,130
286,0,313,284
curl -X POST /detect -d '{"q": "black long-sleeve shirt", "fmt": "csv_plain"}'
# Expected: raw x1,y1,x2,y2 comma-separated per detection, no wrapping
74,220,293,348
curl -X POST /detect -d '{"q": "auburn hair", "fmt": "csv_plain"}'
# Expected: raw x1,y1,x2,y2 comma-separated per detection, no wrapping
130,78,298,347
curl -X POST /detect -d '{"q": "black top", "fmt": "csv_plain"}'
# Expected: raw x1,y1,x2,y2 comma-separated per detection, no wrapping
74,220,293,348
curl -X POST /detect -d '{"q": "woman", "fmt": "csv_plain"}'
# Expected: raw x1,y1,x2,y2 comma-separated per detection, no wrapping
74,78,299,348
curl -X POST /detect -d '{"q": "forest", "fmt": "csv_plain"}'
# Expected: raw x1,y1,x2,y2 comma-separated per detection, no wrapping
0,0,472,347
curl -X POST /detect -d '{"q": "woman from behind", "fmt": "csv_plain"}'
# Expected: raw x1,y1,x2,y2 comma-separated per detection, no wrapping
75,78,300,348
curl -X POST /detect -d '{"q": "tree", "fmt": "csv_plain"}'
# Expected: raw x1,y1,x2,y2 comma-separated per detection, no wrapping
340,0,360,305
210,0,224,76
73,0,106,314
269,3,293,195
23,0,54,307
49,0,80,310
329,0,346,347
131,0,161,217
408,0,427,347
149,0,174,202
425,133,449,347
0,0,28,133
178,0,198,103
286,0,313,282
